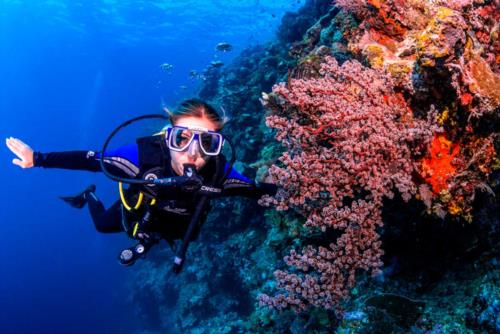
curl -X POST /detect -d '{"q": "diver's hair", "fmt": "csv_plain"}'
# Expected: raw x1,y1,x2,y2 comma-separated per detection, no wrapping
165,98,228,130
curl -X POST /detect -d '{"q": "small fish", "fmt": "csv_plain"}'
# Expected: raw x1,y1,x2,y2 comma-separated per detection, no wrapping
215,42,233,52
160,63,173,71
210,60,224,68
189,70,199,79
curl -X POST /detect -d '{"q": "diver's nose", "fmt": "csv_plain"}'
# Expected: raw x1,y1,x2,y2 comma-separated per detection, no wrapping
187,138,200,157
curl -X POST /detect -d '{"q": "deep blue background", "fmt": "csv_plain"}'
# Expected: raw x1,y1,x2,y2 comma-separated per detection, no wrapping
0,1,301,333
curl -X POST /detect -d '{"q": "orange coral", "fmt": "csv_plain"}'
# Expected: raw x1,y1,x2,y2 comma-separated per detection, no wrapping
367,0,408,38
460,92,473,106
421,134,460,193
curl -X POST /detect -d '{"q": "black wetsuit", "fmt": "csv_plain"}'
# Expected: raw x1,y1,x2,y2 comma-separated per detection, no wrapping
33,136,277,241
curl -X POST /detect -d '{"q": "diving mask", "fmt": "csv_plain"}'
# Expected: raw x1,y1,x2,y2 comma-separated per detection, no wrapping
166,125,224,156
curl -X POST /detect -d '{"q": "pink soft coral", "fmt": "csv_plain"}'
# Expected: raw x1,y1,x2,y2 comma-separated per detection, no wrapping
259,56,437,311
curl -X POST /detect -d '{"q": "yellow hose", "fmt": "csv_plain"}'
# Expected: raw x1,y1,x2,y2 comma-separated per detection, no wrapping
119,182,144,211
132,223,139,237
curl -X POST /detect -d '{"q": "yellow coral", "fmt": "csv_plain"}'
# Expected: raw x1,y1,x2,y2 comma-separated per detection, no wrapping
438,189,452,203
448,201,462,215
437,107,449,125
493,156,500,171
387,61,412,76
363,44,386,68
416,7,466,67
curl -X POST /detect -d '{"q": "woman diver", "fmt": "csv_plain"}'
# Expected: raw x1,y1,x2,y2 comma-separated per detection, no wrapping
5,99,277,272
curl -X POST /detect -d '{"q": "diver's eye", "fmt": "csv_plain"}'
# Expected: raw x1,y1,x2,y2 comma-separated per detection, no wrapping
173,131,192,148
201,134,214,147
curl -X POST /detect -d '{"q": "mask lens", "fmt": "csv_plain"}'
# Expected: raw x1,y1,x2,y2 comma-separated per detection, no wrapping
171,128,193,150
200,133,221,154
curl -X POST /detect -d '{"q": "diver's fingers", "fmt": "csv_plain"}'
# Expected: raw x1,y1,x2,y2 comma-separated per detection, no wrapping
7,138,33,168
6,137,23,152
9,137,32,152
6,137,19,148
5,138,22,156
7,138,33,159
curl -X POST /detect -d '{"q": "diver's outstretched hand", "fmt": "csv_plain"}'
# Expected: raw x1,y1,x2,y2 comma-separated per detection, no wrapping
5,137,34,168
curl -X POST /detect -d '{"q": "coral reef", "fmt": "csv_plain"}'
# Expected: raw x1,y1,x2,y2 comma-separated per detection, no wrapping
129,0,499,332
332,0,499,220
258,0,498,318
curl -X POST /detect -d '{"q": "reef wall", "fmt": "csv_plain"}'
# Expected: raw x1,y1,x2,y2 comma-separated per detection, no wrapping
131,1,499,333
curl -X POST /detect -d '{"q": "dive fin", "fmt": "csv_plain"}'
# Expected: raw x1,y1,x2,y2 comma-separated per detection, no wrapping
59,184,96,209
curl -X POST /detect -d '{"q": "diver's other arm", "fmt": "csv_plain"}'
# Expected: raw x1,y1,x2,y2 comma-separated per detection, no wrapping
222,180,278,198
32,147,139,178
6,136,102,171
33,150,103,171
221,165,277,198
5,137,34,168
6,137,139,177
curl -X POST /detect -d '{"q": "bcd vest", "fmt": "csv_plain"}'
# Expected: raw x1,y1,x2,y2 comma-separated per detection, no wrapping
121,134,227,240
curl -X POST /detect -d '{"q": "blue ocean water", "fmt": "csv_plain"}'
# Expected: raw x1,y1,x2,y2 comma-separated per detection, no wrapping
0,1,302,333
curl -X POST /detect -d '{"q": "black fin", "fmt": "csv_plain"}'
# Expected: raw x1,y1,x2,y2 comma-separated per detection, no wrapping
59,184,96,209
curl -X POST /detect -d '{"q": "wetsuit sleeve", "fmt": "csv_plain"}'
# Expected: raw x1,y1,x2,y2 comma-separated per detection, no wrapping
221,164,278,198
33,143,140,178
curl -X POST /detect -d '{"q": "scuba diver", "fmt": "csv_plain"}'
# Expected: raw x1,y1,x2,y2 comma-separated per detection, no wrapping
6,99,277,273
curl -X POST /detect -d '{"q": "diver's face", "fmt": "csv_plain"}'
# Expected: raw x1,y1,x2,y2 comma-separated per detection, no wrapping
169,116,218,175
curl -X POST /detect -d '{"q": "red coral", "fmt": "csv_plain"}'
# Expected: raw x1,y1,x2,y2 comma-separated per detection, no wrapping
420,133,460,194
